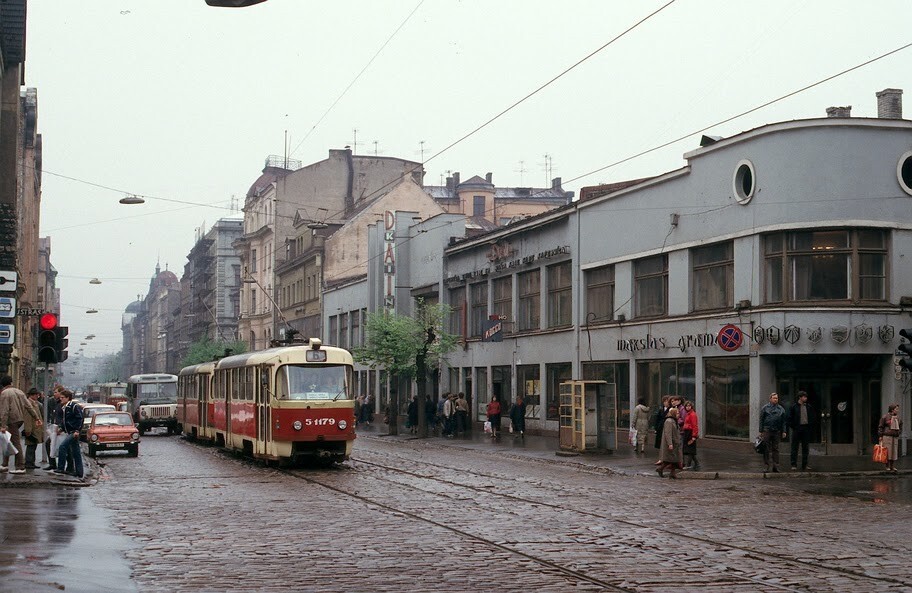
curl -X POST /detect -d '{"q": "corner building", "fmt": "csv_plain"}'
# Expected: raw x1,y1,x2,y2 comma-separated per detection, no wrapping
328,101,912,458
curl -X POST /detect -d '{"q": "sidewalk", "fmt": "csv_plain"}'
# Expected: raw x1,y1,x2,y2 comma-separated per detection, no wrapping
357,422,911,479
0,456,98,488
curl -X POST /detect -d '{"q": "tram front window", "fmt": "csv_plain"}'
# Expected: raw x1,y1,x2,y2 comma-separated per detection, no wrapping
279,365,349,401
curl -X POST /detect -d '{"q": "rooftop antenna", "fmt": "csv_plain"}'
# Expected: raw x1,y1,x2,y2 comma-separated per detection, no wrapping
417,140,428,163
352,128,359,154
514,160,527,186
540,153,554,186
373,140,382,156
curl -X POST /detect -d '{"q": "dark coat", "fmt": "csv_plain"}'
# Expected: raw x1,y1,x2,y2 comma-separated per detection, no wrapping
787,402,815,431
509,400,526,432
659,417,683,466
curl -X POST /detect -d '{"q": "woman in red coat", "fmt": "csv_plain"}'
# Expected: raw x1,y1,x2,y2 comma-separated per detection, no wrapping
486,396,502,439
682,400,700,471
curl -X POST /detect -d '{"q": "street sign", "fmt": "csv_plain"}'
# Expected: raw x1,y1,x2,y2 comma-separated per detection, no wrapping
0,324,14,345
0,271,17,293
0,297,14,319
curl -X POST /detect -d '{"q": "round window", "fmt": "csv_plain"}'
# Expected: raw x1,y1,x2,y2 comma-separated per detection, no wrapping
733,160,756,204
897,151,912,196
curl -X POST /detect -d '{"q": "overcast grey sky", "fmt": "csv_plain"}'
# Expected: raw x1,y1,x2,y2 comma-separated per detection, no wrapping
27,0,912,356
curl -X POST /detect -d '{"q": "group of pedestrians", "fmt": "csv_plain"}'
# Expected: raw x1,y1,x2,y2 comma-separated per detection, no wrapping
0,378,86,481
485,395,526,440
354,394,375,426
643,395,700,479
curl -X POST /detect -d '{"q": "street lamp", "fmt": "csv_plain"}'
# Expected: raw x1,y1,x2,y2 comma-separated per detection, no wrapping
89,278,102,285
86,308,99,314
119,194,144,205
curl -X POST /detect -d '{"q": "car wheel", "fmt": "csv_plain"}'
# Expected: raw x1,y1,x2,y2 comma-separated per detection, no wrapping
88,444,97,458
128,444,139,457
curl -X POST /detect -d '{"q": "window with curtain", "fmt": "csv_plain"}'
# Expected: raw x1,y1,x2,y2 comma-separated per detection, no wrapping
634,254,667,318
585,265,614,322
470,282,488,338
764,229,887,303
518,269,541,331
692,241,733,311
492,276,512,331
547,261,572,328
449,286,466,336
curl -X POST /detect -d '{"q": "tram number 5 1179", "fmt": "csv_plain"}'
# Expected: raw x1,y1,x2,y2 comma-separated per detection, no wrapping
305,418,337,427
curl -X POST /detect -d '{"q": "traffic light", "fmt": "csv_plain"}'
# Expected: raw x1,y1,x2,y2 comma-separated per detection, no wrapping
37,313,58,364
55,326,69,363
899,328,912,371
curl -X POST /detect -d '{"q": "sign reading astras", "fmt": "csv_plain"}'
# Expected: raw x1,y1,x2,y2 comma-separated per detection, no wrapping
717,324,744,352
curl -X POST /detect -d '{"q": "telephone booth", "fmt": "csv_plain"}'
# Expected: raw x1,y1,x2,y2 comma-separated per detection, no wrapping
558,380,617,453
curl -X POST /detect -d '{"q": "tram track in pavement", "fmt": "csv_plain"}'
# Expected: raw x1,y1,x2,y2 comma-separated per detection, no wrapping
283,446,909,593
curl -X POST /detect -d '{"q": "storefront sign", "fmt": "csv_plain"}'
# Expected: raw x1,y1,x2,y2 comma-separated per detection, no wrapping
383,211,396,310
449,245,572,282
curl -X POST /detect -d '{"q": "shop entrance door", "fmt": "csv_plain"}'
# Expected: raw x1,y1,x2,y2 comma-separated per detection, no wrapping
795,378,858,455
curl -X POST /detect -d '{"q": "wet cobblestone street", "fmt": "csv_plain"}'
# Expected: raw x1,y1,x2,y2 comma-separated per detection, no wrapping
60,434,912,592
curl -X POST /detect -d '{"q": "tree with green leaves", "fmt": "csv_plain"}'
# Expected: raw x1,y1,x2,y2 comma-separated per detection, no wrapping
181,337,248,368
353,302,458,437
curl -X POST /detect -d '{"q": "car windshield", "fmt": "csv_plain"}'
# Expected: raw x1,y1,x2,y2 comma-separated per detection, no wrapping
94,413,134,427
277,364,350,401
136,382,177,404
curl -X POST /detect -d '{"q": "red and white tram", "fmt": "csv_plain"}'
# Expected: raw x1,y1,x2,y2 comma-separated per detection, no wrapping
177,339,356,464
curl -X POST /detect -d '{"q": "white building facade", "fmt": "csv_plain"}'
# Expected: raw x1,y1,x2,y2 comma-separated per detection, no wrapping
326,106,912,457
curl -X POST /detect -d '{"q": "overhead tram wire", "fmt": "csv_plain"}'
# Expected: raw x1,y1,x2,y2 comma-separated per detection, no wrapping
280,0,677,225
289,0,426,158
320,39,912,285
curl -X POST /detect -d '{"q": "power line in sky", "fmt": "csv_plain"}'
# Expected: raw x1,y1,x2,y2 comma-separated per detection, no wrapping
289,0,426,158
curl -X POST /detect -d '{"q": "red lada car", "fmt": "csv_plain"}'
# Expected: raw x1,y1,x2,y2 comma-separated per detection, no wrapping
86,412,140,458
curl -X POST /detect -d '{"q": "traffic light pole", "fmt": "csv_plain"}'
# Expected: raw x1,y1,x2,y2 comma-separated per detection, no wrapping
41,361,49,464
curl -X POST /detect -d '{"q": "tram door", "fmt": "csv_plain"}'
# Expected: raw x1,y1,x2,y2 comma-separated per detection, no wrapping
255,365,271,456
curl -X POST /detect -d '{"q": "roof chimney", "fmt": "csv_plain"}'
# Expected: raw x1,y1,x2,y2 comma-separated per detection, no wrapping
826,106,852,118
551,177,562,189
453,172,460,187
876,88,903,119
485,172,492,183
445,176,453,192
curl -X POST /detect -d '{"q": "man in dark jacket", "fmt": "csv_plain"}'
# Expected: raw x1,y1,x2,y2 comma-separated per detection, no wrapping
54,390,84,480
788,390,814,471
758,392,787,472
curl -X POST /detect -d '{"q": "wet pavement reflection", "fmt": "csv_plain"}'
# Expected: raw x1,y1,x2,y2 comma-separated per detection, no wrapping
781,474,912,504
0,487,136,593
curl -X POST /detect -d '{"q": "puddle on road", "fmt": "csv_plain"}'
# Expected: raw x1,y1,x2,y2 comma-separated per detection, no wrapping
0,488,137,593
791,476,912,505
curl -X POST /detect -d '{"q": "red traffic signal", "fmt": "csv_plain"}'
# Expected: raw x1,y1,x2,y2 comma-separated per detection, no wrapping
39,313,58,331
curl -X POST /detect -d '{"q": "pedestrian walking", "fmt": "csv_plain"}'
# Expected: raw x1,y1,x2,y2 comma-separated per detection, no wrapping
54,390,84,480
652,396,670,450
656,407,683,478
878,403,902,473
509,396,526,438
442,393,457,437
455,392,469,434
681,400,700,471
759,392,787,473
486,395,502,439
0,375,42,474
424,394,436,433
23,388,43,469
788,390,814,471
407,396,419,434
631,398,650,454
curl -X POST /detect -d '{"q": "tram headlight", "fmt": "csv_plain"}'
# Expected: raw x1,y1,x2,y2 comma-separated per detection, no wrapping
337,420,347,430
293,420,303,431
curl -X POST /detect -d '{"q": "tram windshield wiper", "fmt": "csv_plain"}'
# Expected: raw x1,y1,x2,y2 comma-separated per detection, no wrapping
332,389,348,401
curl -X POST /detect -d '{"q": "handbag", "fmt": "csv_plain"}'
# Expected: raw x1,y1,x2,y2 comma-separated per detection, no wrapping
873,443,888,464
628,428,638,446
483,421,492,433
754,435,768,455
